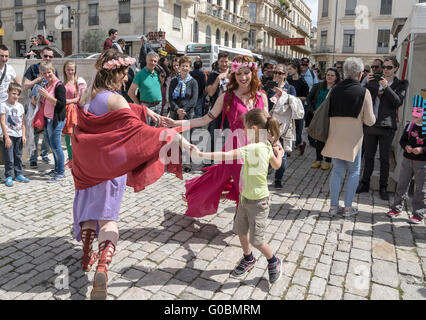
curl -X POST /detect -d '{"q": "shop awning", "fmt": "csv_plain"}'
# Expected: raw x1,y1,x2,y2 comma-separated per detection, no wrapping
165,36,189,55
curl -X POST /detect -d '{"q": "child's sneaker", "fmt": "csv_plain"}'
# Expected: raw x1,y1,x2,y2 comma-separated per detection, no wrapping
268,257,282,284
5,177,13,187
232,256,256,277
14,174,30,183
343,207,358,217
409,215,423,224
387,209,401,218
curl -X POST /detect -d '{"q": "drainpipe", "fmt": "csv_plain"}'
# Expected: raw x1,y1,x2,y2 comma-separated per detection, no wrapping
143,0,146,35
77,0,80,52
332,0,338,67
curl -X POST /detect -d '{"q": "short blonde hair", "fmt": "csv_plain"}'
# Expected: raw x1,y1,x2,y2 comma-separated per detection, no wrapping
39,61,56,74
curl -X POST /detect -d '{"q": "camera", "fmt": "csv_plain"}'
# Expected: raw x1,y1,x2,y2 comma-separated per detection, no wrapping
372,74,384,82
265,80,278,91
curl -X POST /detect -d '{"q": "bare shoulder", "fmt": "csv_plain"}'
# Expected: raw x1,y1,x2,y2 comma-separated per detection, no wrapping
107,93,130,111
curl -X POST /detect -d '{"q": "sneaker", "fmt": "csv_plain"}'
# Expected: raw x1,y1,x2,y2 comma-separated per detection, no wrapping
232,256,256,277
42,156,51,164
30,161,38,169
409,216,423,224
268,257,282,284
387,209,401,218
5,177,13,187
14,175,30,183
47,174,65,183
329,206,342,217
343,207,358,217
311,161,321,169
45,170,57,177
274,180,283,189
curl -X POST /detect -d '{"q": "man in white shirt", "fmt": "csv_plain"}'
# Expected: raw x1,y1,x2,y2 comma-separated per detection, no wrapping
0,45,20,104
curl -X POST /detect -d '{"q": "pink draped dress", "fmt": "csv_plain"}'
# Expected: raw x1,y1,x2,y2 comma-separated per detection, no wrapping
185,91,265,218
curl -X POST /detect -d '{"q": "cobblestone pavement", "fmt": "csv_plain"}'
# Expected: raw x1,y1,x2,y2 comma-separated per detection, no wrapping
0,144,425,301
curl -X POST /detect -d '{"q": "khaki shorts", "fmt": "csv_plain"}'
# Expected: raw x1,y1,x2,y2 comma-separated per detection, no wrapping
232,196,270,246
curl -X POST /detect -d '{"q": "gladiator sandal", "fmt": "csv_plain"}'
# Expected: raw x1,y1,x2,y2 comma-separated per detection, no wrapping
90,240,116,300
81,229,98,272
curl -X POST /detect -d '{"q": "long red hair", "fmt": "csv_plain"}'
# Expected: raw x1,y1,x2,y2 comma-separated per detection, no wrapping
225,55,261,112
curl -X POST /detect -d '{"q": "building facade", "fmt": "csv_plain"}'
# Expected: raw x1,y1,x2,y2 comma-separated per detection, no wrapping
245,0,312,63
0,0,313,63
313,0,425,73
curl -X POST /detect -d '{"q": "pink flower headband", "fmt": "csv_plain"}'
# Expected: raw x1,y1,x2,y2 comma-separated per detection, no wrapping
230,61,258,74
103,57,136,70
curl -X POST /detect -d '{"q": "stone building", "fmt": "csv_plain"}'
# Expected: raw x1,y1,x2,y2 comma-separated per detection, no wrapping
312,0,425,73
0,0,313,63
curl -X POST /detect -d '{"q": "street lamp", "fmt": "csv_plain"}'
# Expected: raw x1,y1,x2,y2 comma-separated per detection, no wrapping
70,1,81,52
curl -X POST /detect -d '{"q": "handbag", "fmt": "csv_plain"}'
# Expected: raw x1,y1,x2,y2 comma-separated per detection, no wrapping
32,103,45,130
307,92,331,143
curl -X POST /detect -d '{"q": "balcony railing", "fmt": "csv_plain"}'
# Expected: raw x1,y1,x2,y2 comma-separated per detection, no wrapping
16,23,24,32
297,24,310,36
265,0,290,16
198,3,249,31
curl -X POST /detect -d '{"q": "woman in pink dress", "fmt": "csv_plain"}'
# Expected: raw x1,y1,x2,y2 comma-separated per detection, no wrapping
168,55,269,218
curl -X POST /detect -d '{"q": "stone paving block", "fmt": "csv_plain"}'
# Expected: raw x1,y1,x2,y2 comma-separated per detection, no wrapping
231,284,254,300
303,244,322,259
184,278,220,299
350,248,371,263
343,293,368,300
398,260,423,278
345,273,370,297
370,284,400,300
308,277,327,296
118,287,152,300
331,261,348,277
333,251,350,262
285,285,306,300
372,259,399,287
292,269,312,287
328,275,345,287
323,285,343,300
136,270,174,294
372,241,396,262
300,257,317,270
315,263,331,279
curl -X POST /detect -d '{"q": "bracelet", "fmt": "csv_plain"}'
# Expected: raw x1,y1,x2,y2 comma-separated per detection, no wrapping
208,111,216,120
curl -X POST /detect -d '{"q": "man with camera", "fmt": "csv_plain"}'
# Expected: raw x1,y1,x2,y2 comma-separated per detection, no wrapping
356,56,409,200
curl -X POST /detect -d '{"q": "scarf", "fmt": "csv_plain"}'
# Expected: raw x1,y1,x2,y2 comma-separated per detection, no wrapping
329,79,366,118
172,74,192,100
72,103,183,191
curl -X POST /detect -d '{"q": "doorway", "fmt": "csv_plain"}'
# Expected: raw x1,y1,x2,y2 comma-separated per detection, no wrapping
62,31,72,56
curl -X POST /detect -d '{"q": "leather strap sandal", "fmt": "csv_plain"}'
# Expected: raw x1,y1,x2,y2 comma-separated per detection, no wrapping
81,229,98,272
90,240,116,300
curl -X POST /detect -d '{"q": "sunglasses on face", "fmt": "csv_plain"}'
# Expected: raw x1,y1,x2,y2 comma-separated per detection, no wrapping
274,71,286,75
383,66,394,70
43,55,53,58
371,65,381,69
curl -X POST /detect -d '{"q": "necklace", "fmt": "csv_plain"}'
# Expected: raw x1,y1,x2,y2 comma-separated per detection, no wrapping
234,91,254,110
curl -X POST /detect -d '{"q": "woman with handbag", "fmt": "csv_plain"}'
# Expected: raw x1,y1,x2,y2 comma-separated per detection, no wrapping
38,61,67,182
308,67,341,170
62,61,87,169
287,61,309,156
321,58,375,217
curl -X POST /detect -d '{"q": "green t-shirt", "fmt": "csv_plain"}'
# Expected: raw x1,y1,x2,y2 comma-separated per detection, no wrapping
238,142,273,200
133,67,162,102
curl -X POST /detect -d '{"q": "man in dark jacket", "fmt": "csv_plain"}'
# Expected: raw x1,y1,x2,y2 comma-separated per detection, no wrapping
190,60,206,118
357,56,409,200
138,35,152,69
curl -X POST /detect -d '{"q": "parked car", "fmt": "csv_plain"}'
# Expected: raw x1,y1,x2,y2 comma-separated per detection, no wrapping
65,53,101,59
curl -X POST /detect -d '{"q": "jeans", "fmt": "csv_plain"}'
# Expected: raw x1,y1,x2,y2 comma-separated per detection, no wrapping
361,126,396,188
45,119,66,175
3,136,23,178
275,152,288,182
330,150,362,208
195,96,206,118
30,129,50,162
295,119,304,146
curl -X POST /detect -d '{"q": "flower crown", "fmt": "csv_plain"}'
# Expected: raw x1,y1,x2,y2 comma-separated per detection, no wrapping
103,57,136,70
230,61,258,74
